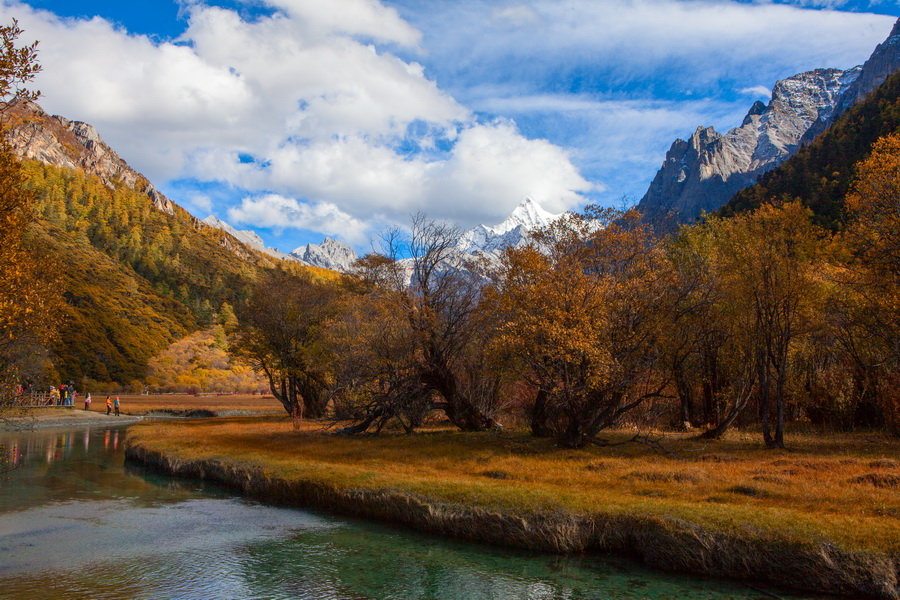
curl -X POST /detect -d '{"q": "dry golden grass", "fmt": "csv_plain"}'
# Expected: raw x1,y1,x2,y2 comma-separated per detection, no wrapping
81,394,282,415
129,418,900,554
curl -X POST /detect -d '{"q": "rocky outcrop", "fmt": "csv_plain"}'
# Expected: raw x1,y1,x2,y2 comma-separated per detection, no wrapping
291,237,357,272
801,18,900,145
637,68,859,226
2,99,174,213
126,441,900,600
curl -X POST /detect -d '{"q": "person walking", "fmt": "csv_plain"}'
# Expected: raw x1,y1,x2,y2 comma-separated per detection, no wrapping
106,396,112,415
84,393,92,411
114,396,120,417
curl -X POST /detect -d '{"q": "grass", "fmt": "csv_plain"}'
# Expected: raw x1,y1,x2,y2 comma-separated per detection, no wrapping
128,417,900,555
76,394,282,416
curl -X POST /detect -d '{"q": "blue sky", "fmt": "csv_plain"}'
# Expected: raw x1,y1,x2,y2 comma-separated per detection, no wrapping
4,0,898,252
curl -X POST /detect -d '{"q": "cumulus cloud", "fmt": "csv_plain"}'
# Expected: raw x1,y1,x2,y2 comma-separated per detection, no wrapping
0,0,595,242
0,0,894,246
228,194,370,244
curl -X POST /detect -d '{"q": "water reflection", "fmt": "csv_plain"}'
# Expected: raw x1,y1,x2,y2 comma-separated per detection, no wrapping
0,426,828,600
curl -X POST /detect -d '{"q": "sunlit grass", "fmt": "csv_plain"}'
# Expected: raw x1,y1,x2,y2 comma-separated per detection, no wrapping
80,394,283,415
129,418,900,554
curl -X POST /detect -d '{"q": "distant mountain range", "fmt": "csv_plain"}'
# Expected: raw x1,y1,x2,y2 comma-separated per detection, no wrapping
203,196,564,273
637,18,900,227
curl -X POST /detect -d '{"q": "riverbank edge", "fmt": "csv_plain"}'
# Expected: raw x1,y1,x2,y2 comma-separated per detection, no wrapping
125,441,899,600
1,414,142,431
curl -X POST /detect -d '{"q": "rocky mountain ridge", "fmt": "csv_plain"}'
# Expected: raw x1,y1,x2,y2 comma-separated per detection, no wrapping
636,18,899,226
2,99,174,213
291,238,357,272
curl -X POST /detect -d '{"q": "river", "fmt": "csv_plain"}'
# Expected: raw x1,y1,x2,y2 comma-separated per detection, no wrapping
0,424,826,600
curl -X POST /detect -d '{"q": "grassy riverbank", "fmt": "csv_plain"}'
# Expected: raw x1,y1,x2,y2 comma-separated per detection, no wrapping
81,394,282,416
126,418,900,598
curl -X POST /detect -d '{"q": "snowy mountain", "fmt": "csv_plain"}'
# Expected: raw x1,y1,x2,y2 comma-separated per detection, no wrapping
202,216,296,262
457,197,563,256
291,238,358,272
201,199,564,275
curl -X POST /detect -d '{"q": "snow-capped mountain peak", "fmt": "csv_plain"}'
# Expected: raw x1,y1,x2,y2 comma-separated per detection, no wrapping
493,197,561,235
457,197,564,256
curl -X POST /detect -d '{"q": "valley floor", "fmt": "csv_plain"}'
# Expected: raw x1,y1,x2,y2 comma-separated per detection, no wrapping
126,417,899,599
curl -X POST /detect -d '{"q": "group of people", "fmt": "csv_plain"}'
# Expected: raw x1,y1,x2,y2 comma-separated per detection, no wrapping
15,381,122,416
47,383,77,407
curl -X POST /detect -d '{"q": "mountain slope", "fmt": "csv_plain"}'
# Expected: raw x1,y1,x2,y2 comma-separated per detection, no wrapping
637,18,899,227
719,70,900,227
5,101,323,385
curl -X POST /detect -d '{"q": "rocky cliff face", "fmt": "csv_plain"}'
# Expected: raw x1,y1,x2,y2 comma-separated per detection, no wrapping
636,67,858,225
2,99,174,213
801,18,900,146
291,237,358,272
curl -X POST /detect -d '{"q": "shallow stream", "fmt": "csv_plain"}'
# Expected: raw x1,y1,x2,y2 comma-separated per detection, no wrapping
0,425,827,600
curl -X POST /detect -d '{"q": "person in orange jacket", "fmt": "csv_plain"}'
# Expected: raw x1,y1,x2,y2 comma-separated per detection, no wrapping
106,396,112,415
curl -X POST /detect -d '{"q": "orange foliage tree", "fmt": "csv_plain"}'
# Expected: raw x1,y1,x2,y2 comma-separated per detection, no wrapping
0,20,56,400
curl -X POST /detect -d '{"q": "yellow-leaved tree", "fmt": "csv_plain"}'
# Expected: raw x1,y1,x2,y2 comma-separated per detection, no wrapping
0,20,57,405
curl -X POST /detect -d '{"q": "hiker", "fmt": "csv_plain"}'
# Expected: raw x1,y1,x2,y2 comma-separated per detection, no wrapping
50,387,60,406
106,396,112,415
84,393,92,411
114,396,120,416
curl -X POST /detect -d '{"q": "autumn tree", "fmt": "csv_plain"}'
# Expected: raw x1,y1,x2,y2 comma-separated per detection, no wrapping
487,209,673,448
701,203,826,447
234,270,342,422
324,282,429,433
0,20,54,405
827,132,900,434
379,216,502,431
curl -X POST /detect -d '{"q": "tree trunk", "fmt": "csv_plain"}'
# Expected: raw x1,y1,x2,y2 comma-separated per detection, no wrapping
530,388,553,437
674,364,694,430
758,350,775,448
773,365,786,449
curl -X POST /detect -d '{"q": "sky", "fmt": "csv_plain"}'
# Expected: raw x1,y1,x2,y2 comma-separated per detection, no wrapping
4,0,899,253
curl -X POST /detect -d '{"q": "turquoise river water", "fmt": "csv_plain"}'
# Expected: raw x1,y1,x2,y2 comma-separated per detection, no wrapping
0,424,830,600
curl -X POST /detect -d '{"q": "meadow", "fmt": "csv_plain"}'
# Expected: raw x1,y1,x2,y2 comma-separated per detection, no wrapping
129,417,900,555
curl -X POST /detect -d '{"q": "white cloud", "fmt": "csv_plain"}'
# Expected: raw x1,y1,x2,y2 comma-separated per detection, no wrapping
0,0,591,240
0,0,894,245
740,86,773,98
228,193,370,243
